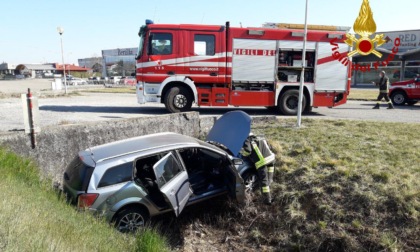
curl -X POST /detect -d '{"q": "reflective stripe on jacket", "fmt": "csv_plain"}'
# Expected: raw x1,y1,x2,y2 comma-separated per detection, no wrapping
262,186,270,193
249,137,275,169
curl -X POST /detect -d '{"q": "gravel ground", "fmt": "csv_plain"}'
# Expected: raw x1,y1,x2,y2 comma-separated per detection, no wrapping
1,78,419,132
0,89,419,133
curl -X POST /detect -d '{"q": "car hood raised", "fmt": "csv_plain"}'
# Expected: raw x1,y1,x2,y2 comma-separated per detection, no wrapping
206,111,251,157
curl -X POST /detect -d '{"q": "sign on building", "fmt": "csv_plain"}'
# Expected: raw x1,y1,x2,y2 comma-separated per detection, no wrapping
378,30,420,52
102,48,138,57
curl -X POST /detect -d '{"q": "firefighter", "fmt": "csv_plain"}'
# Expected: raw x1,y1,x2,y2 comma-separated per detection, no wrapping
372,70,394,109
242,133,275,205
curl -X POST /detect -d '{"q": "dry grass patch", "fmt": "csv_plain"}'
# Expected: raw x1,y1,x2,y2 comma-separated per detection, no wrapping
82,87,136,94
348,89,378,101
248,119,420,250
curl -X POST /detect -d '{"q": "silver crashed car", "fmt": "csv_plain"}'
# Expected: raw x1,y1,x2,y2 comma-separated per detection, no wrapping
63,111,257,232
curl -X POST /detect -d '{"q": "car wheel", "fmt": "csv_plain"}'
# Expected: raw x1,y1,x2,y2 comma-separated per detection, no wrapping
242,171,259,194
164,86,193,113
278,89,306,115
114,206,149,233
391,91,407,105
407,101,418,106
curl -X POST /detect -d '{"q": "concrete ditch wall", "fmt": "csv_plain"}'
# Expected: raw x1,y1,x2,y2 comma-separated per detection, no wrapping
0,112,276,185
0,112,200,184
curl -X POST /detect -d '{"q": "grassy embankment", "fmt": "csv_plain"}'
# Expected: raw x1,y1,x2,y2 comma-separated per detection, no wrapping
0,149,169,252
236,119,419,250
170,119,419,251
1,119,419,251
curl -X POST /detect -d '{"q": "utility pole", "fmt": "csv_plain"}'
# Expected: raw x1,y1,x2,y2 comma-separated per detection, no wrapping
297,0,309,128
57,27,67,94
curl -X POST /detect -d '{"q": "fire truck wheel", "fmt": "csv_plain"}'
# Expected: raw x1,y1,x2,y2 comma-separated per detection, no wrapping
278,89,306,115
164,86,193,113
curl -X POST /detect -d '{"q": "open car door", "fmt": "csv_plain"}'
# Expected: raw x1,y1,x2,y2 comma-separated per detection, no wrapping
153,152,192,217
226,158,246,203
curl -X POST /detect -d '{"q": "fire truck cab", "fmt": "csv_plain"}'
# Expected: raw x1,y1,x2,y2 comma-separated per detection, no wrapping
135,20,351,115
389,75,420,106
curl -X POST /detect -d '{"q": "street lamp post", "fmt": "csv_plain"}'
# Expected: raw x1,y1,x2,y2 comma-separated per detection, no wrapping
57,26,67,94
297,0,309,128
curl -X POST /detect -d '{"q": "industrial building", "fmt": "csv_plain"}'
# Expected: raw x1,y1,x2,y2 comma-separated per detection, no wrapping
78,48,137,77
0,62,91,79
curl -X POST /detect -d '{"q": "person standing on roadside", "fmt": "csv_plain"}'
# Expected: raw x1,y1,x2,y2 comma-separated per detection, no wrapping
372,70,394,109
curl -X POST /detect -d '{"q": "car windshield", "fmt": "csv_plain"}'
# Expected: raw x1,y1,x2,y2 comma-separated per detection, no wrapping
136,25,146,60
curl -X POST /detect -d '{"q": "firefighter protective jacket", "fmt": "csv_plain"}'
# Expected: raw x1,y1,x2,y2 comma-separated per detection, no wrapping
243,136,275,169
378,76,390,93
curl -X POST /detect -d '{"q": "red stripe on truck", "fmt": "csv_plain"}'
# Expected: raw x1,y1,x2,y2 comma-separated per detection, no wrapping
317,52,348,65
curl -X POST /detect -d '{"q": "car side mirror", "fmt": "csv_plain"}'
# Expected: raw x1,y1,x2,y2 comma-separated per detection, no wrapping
233,158,243,165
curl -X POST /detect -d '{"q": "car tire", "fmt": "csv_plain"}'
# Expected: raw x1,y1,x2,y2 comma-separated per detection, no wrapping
114,206,149,233
278,89,306,115
164,86,193,113
407,101,418,106
242,170,259,194
391,91,407,105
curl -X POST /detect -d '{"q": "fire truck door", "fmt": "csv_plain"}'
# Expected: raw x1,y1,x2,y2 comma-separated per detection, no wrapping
146,31,180,84
187,32,223,84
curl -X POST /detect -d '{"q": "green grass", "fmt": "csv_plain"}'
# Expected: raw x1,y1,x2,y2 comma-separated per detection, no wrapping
0,149,169,252
135,228,170,252
249,119,420,250
348,89,378,101
179,119,420,251
82,87,136,94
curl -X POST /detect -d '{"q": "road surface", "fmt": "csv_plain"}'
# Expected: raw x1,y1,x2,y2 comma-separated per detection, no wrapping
0,91,419,133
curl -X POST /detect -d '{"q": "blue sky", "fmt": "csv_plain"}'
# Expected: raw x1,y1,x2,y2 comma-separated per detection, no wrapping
1,0,418,65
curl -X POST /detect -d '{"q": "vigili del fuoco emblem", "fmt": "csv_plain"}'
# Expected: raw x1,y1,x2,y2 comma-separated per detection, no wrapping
345,0,386,58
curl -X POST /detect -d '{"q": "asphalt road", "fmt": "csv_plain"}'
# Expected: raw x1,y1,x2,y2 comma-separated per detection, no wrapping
1,91,419,133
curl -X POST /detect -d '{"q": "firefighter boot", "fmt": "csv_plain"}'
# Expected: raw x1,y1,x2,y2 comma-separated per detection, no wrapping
267,166,274,185
263,192,272,205
262,185,272,205
387,103,394,109
372,103,380,109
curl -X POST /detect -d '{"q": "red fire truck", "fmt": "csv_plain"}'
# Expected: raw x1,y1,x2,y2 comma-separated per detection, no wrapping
135,20,351,114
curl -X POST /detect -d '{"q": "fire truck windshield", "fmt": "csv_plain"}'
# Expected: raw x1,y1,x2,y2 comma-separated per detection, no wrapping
136,25,146,60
